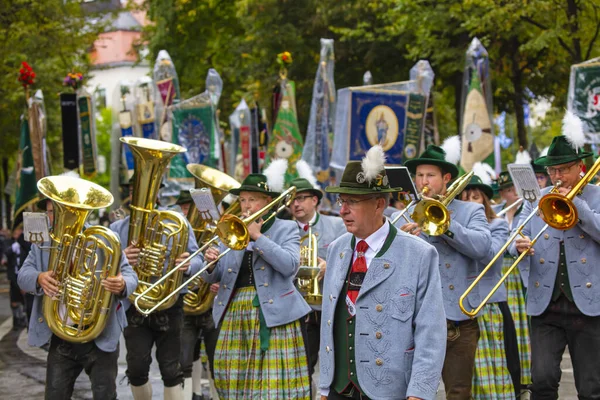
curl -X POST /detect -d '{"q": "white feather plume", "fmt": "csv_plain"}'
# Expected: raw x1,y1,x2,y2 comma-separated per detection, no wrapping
296,160,319,189
562,110,586,151
263,158,288,193
472,162,496,185
361,145,386,183
515,149,532,165
441,135,461,165
540,146,549,157
59,170,80,178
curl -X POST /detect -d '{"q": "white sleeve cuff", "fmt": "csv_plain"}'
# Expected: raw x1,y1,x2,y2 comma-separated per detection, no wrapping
320,388,330,397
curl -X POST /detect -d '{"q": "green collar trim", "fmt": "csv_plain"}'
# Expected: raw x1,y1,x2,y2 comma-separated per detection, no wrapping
350,221,397,258
260,212,276,233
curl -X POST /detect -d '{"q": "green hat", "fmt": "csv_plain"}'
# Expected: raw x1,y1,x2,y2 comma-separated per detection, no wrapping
497,171,513,190
325,163,401,195
404,145,459,179
464,175,494,200
534,136,593,167
290,178,323,200
531,161,547,175
175,190,193,205
229,174,279,197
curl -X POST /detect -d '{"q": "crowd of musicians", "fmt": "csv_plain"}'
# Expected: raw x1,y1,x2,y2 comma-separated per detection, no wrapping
11,130,600,400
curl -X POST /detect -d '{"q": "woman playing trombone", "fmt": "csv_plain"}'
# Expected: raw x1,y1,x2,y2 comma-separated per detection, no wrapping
201,172,312,399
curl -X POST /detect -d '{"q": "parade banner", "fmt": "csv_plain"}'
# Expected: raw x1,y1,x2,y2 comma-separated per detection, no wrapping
28,90,49,181
568,58,600,143
78,93,97,177
302,38,336,191
136,77,156,139
229,99,251,180
60,93,80,170
170,105,215,178
154,50,180,142
14,118,38,218
117,82,136,173
250,103,268,173
460,38,495,172
409,60,437,154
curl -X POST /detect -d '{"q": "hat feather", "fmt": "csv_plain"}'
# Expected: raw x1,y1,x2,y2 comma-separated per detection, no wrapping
361,145,386,183
296,160,319,189
472,162,496,185
263,158,287,193
562,110,586,151
515,149,532,165
442,135,461,165
540,146,549,157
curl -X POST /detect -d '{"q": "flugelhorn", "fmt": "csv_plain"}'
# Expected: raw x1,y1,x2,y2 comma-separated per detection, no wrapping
183,164,240,315
38,176,121,343
296,225,321,305
459,181,562,318
134,186,297,315
120,137,190,313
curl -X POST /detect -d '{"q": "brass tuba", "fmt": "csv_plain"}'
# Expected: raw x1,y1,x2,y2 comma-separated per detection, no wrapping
38,176,121,343
183,164,240,315
296,225,322,306
120,137,190,313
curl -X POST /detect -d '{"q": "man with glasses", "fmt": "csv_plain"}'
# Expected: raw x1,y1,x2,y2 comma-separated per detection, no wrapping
319,145,446,400
290,177,345,390
392,144,491,400
512,135,600,399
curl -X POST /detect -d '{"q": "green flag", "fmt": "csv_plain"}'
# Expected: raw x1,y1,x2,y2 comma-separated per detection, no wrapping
265,81,304,185
14,118,39,218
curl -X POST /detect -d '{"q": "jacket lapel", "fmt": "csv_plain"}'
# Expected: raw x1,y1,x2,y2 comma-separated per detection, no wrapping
331,236,353,297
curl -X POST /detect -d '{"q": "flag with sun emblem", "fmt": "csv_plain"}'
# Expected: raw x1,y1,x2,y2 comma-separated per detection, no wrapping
265,80,304,185
460,38,495,172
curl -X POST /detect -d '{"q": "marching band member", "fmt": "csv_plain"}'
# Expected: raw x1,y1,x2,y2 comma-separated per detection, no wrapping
18,198,138,400
461,176,520,398
532,161,550,189
175,190,219,400
496,171,532,394
201,172,312,399
110,192,203,400
511,133,600,398
393,144,491,400
320,145,446,400
290,171,346,388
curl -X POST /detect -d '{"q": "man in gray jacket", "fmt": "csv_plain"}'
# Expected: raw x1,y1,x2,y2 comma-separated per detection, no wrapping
320,145,446,400
18,199,138,400
394,145,491,400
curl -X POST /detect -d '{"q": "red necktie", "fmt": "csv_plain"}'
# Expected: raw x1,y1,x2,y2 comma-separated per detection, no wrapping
347,240,369,306
303,224,309,232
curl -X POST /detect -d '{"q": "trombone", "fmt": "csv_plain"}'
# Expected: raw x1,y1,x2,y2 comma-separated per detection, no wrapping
391,171,474,236
459,182,562,318
134,186,297,315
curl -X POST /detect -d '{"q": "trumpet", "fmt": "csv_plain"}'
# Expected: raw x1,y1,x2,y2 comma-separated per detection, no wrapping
134,187,297,315
459,181,562,318
296,225,321,306
392,171,474,236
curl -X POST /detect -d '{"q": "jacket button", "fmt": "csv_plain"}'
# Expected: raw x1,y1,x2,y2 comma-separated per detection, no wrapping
260,266,265,270
449,285,455,290
38,317,43,323
326,346,330,352
228,268,232,273
218,301,223,306
268,299,273,304
587,282,592,288
223,284,227,289
580,234,585,239
339,252,344,259
264,282,269,287
535,281,540,288
376,358,383,366
375,332,382,339
544,234,549,240
350,372,354,376
330,294,333,301
581,258,587,264
327,320,331,326
376,304,383,312
540,258,545,264
383,263,390,269
259,250,264,255
445,263,451,268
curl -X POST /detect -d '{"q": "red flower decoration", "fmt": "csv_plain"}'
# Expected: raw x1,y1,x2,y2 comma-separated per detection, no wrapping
18,61,35,88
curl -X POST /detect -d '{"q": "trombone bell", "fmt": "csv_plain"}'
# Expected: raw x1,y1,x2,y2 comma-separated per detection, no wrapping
538,193,577,230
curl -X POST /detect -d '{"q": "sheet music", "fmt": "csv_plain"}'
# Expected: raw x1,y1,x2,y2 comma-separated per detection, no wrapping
190,188,220,221
508,163,541,203
23,212,50,244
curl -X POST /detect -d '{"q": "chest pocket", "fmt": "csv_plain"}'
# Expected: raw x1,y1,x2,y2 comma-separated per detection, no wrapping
390,288,415,322
567,232,589,251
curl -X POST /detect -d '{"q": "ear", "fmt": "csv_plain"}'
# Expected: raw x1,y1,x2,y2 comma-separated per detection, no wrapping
376,196,387,211
442,172,452,185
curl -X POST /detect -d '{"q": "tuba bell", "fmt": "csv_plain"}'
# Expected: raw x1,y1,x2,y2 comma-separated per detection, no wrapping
38,176,121,343
183,164,240,315
296,225,322,306
120,137,190,313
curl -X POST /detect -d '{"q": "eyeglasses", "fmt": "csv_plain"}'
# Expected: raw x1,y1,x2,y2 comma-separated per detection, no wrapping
292,195,314,203
545,162,578,176
336,196,375,208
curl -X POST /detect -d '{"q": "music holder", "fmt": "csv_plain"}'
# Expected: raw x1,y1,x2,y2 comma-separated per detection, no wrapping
507,163,541,203
23,212,50,245
385,166,418,199
190,188,220,221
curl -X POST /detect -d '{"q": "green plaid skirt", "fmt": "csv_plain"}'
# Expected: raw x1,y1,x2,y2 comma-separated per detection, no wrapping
503,256,532,385
213,287,311,399
472,303,514,399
